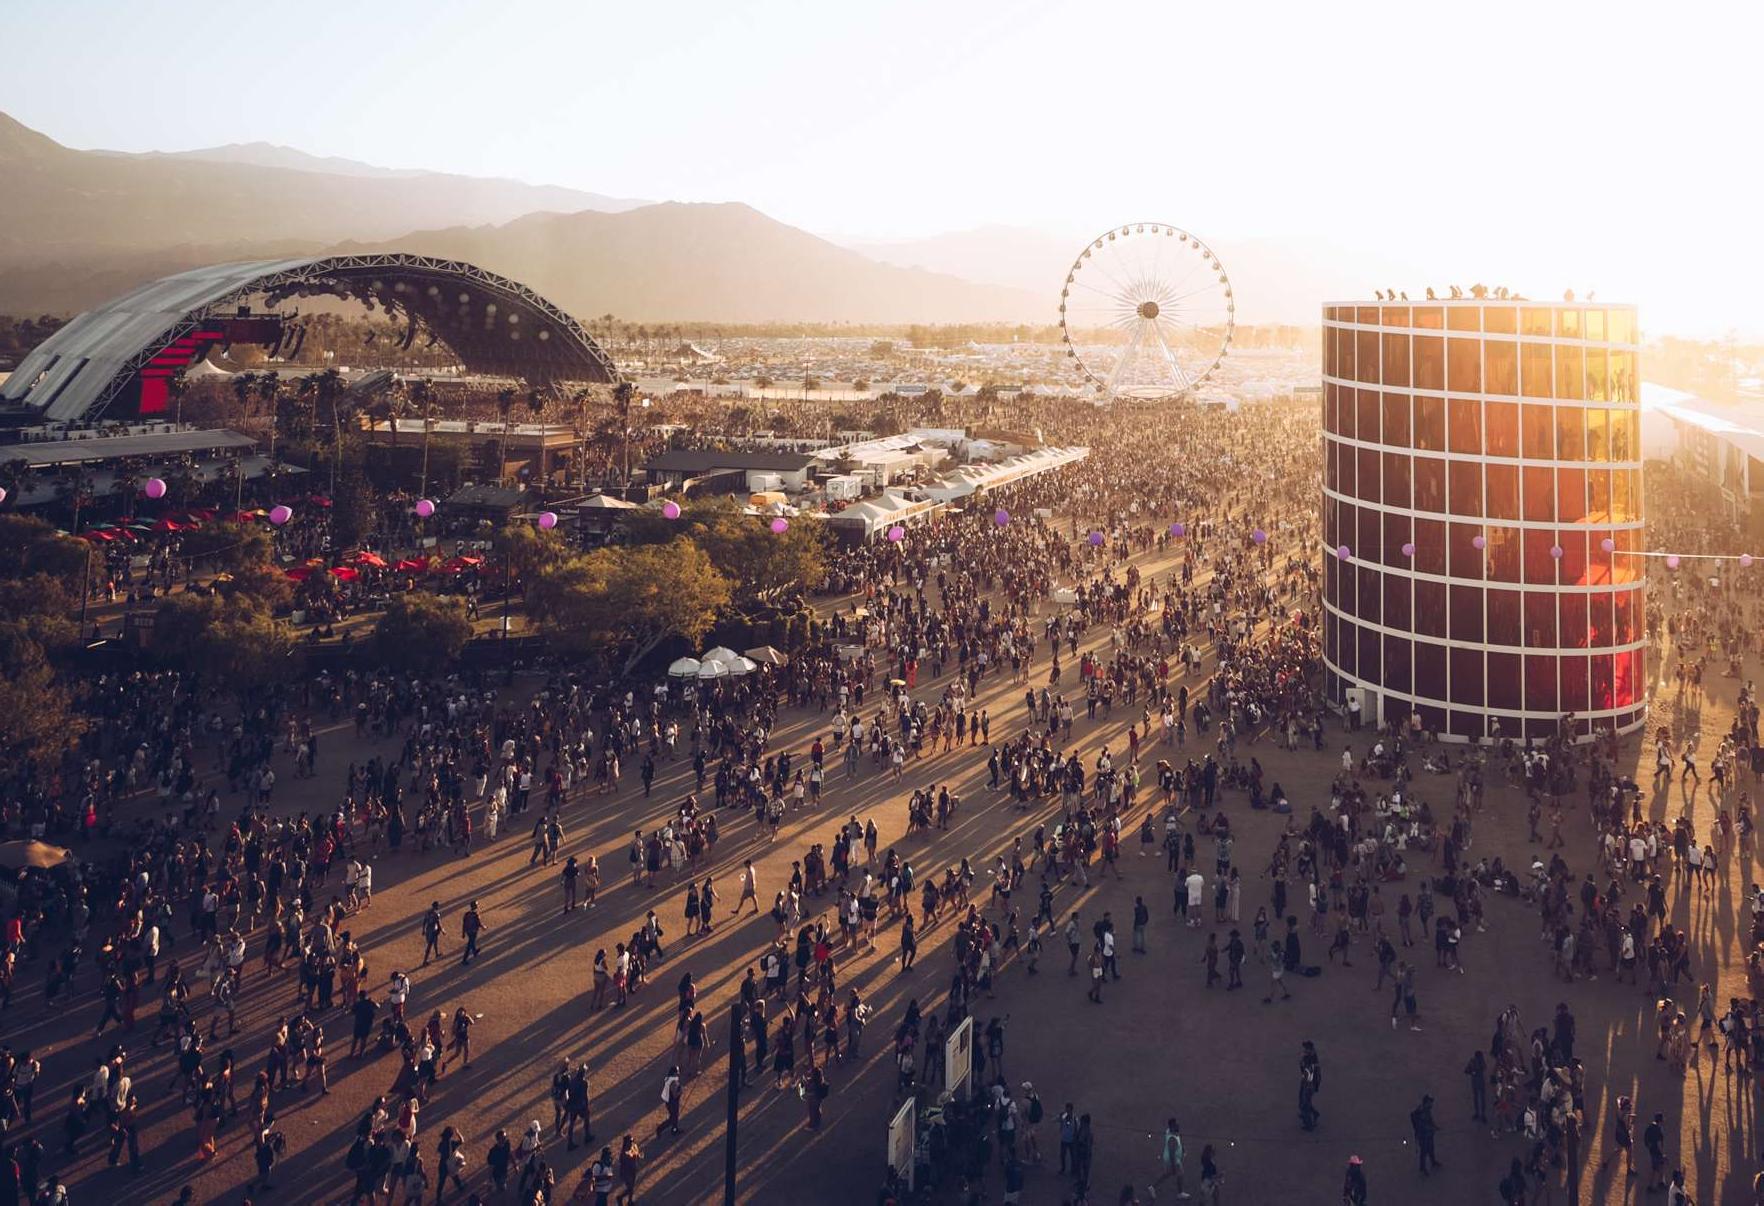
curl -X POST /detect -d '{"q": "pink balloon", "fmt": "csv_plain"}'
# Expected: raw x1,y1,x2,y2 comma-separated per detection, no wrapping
143,477,167,499
1251,528,1267,544
1400,541,1416,558
1169,522,1185,538
0,486,7,504
1549,545,1564,560
268,505,293,526
1666,554,1681,570
1336,544,1351,561
661,501,682,520
537,511,558,530
1088,530,1105,547
1742,553,1755,569
770,518,789,534
1471,535,1486,551
886,525,905,542
1600,537,1616,553
414,498,435,518
994,508,1010,527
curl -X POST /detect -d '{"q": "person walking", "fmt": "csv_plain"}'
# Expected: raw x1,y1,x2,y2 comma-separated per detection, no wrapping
616,1134,643,1206
654,1066,682,1138
421,903,445,966
1643,1111,1668,1193
1410,1094,1440,1175
1342,1154,1368,1205
1464,1049,1489,1123
1263,937,1291,1004
1298,1041,1322,1131
460,902,484,966
734,860,759,916
1155,1117,1190,1199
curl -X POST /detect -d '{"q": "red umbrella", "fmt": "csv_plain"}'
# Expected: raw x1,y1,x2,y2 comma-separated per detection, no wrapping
350,551,388,569
151,519,182,533
394,557,431,573
284,566,314,581
328,565,360,582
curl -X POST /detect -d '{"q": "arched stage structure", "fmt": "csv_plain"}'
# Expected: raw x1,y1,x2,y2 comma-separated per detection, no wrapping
0,254,621,425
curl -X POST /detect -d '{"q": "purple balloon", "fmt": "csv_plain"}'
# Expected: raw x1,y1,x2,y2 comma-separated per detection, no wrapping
268,505,293,526
1169,522,1185,538
770,517,789,534
413,498,435,518
1471,535,1486,551
1600,537,1616,553
1251,528,1267,545
661,501,682,520
1335,544,1351,561
537,511,558,530
994,508,1010,527
886,525,905,542
1549,545,1564,559
1400,541,1416,558
0,486,7,504
143,477,167,500
1742,553,1755,569
1088,530,1105,547
1666,554,1681,570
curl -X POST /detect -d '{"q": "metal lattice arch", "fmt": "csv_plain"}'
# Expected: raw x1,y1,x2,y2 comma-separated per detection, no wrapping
0,254,622,425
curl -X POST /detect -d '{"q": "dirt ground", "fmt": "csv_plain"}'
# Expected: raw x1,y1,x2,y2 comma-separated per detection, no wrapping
35,541,1764,1206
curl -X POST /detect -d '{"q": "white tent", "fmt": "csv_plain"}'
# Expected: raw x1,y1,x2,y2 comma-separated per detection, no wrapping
667,656,702,678
701,646,741,664
723,655,759,676
696,660,730,680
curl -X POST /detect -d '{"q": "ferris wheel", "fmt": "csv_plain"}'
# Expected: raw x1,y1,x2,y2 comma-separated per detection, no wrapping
1058,223,1235,402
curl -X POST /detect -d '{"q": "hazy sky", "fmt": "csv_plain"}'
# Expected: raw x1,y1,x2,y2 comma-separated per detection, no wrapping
3,0,1761,334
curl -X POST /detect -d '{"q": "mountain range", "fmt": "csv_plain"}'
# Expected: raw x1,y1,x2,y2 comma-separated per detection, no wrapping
0,112,1043,323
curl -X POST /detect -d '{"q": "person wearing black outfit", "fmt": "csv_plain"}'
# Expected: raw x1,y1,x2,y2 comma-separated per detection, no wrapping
1410,1094,1441,1174
1464,1049,1489,1122
461,902,484,965
1342,1155,1368,1205
1298,1041,1322,1130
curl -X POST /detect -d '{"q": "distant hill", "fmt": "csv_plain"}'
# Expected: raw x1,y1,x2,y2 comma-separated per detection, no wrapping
0,112,1041,323
96,140,648,211
0,111,640,257
340,202,1044,324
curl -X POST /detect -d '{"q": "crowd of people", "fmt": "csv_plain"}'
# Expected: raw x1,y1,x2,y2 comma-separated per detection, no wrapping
1,396,1761,1205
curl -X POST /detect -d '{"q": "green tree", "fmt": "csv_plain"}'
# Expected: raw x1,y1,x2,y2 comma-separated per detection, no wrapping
216,561,294,612
178,521,274,571
152,594,293,691
0,629,86,778
374,594,472,674
494,521,571,582
692,508,827,601
529,539,730,672
0,513,97,595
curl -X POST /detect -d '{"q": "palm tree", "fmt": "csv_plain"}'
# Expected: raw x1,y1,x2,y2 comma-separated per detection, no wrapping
168,372,189,425
255,371,282,474
495,387,517,485
230,370,256,416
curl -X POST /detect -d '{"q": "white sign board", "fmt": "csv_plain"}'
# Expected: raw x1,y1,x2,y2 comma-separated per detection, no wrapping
945,1015,973,1100
887,1095,916,1191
